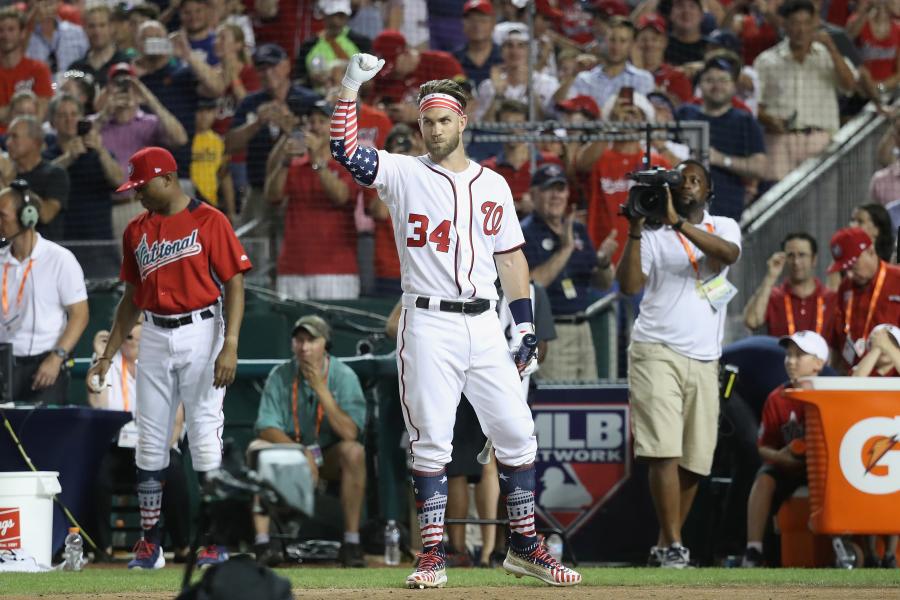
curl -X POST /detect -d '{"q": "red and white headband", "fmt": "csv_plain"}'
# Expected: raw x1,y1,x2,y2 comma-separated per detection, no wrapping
418,93,464,117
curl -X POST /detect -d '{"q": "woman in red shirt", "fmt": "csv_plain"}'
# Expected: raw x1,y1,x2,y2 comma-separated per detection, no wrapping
847,0,900,90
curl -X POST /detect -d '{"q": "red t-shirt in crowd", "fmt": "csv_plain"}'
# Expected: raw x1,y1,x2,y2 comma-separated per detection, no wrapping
587,148,669,264
357,103,393,149
758,384,806,451
0,57,53,107
479,151,562,214
374,51,464,105
765,280,838,346
737,15,779,65
365,189,400,280
245,0,320,67
653,63,693,103
121,199,252,314
849,17,900,83
832,261,900,368
278,156,358,276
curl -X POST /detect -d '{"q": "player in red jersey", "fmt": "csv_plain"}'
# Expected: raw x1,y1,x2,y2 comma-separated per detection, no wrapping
87,146,252,570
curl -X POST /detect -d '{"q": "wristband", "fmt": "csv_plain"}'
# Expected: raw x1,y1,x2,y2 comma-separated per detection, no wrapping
628,233,642,240
341,76,362,92
508,298,534,325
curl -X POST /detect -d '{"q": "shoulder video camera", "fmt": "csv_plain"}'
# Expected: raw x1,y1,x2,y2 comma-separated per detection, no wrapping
620,167,683,222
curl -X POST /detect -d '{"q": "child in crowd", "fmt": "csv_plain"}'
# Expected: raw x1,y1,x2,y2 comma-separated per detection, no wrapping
743,330,828,567
852,323,900,569
191,98,236,222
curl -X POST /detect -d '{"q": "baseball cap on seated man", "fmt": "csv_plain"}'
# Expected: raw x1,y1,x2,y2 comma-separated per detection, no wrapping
531,163,568,189
827,227,872,273
321,0,352,16
253,43,288,67
292,315,331,341
778,330,830,362
116,146,178,192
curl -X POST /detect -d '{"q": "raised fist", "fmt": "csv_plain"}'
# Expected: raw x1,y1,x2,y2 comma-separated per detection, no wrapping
343,53,386,92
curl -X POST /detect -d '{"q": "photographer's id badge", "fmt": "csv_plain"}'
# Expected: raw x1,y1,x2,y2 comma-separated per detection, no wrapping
1,311,23,335
561,278,577,300
842,336,866,365
697,273,737,312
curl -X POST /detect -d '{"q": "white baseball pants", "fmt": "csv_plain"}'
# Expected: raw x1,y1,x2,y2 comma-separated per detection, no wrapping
396,296,537,471
135,306,225,472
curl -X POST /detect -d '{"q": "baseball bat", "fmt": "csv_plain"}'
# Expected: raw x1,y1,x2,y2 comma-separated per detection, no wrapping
477,438,493,465
513,333,538,365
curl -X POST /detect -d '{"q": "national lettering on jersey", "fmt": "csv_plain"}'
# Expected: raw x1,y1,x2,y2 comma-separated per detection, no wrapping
532,402,631,536
134,229,203,280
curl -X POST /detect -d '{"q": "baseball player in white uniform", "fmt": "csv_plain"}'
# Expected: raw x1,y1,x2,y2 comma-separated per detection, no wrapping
331,54,581,588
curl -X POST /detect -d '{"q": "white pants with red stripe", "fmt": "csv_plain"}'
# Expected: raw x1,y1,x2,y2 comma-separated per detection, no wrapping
135,307,225,472
396,295,537,471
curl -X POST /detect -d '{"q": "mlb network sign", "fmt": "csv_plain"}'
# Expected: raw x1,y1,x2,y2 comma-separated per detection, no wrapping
532,402,630,536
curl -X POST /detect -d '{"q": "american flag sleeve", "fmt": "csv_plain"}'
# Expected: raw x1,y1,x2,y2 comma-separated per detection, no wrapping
330,98,379,186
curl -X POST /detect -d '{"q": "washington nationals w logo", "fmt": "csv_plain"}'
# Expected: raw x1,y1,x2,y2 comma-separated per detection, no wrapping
481,201,503,236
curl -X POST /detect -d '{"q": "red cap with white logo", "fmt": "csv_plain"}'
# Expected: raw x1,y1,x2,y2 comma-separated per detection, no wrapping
116,146,178,193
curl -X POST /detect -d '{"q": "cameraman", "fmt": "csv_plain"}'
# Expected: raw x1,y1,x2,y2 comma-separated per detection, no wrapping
617,160,741,568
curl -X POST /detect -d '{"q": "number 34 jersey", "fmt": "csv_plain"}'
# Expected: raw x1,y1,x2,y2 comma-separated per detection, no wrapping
370,151,524,302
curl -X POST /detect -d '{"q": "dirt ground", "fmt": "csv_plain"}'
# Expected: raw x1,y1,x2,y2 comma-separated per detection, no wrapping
5,587,900,600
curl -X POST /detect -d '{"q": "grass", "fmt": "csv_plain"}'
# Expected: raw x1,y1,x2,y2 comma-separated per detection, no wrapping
1,567,899,595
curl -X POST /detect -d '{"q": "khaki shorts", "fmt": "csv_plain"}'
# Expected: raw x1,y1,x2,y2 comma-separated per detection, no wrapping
628,342,720,475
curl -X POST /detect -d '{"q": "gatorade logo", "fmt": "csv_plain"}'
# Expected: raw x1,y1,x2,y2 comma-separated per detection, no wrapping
0,508,21,549
839,416,900,495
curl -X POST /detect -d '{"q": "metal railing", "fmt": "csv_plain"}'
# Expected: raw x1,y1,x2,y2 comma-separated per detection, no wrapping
725,104,893,341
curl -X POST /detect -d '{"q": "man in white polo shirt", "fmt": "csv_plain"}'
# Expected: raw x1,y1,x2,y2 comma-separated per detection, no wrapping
616,160,741,569
0,181,89,404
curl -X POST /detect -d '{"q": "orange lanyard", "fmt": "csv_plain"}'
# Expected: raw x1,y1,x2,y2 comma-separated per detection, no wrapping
290,362,328,444
844,262,887,341
784,294,824,335
675,223,715,277
1,259,33,316
121,354,130,412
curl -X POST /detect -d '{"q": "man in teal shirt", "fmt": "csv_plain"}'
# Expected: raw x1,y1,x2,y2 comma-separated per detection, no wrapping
251,315,367,567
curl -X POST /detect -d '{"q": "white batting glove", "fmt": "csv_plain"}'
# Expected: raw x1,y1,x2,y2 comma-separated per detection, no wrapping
342,53,386,92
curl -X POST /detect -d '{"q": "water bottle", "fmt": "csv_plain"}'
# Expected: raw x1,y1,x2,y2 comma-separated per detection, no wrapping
384,520,401,566
546,533,564,562
63,527,84,571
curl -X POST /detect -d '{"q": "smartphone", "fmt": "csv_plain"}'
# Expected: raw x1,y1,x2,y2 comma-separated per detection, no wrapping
113,77,130,92
143,36,173,56
619,86,634,104
77,118,92,136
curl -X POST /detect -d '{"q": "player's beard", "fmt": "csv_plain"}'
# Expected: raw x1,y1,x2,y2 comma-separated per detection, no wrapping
425,130,461,163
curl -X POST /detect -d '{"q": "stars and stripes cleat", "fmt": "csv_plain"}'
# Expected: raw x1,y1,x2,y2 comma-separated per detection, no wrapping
503,540,581,586
405,544,448,589
197,544,229,569
127,539,164,570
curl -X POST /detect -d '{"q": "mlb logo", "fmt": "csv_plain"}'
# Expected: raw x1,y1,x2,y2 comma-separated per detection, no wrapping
0,507,21,549
532,403,631,535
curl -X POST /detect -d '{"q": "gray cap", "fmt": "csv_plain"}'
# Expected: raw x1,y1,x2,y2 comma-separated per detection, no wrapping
292,315,331,341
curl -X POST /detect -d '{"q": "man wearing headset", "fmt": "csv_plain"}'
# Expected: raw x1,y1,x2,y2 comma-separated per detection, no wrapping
617,160,741,568
0,181,89,403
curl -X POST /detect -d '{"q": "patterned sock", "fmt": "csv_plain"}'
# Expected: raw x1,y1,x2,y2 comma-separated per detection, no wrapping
498,462,538,554
412,469,448,549
136,469,164,545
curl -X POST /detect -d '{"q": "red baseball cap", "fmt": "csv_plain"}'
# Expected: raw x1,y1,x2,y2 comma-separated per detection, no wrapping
116,147,178,192
536,0,563,21
557,95,601,119
827,227,872,273
463,0,494,16
589,0,630,17
373,30,407,66
108,61,135,80
638,13,667,34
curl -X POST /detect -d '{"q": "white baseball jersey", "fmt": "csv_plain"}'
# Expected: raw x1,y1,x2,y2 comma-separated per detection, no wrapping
370,151,525,301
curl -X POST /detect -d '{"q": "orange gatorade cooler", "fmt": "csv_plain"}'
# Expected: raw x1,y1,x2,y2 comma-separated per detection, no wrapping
785,377,900,535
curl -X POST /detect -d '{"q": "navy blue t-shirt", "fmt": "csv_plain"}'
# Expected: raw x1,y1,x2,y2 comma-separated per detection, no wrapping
140,61,200,178
452,43,502,86
230,84,320,189
43,137,115,240
521,214,597,315
190,33,219,65
674,104,765,222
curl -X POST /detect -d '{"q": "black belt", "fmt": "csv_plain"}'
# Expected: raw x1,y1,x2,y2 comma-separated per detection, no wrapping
150,309,214,329
554,314,587,324
415,297,491,315
788,127,825,135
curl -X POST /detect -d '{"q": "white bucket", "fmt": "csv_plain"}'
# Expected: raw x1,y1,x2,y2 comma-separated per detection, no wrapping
0,472,61,567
